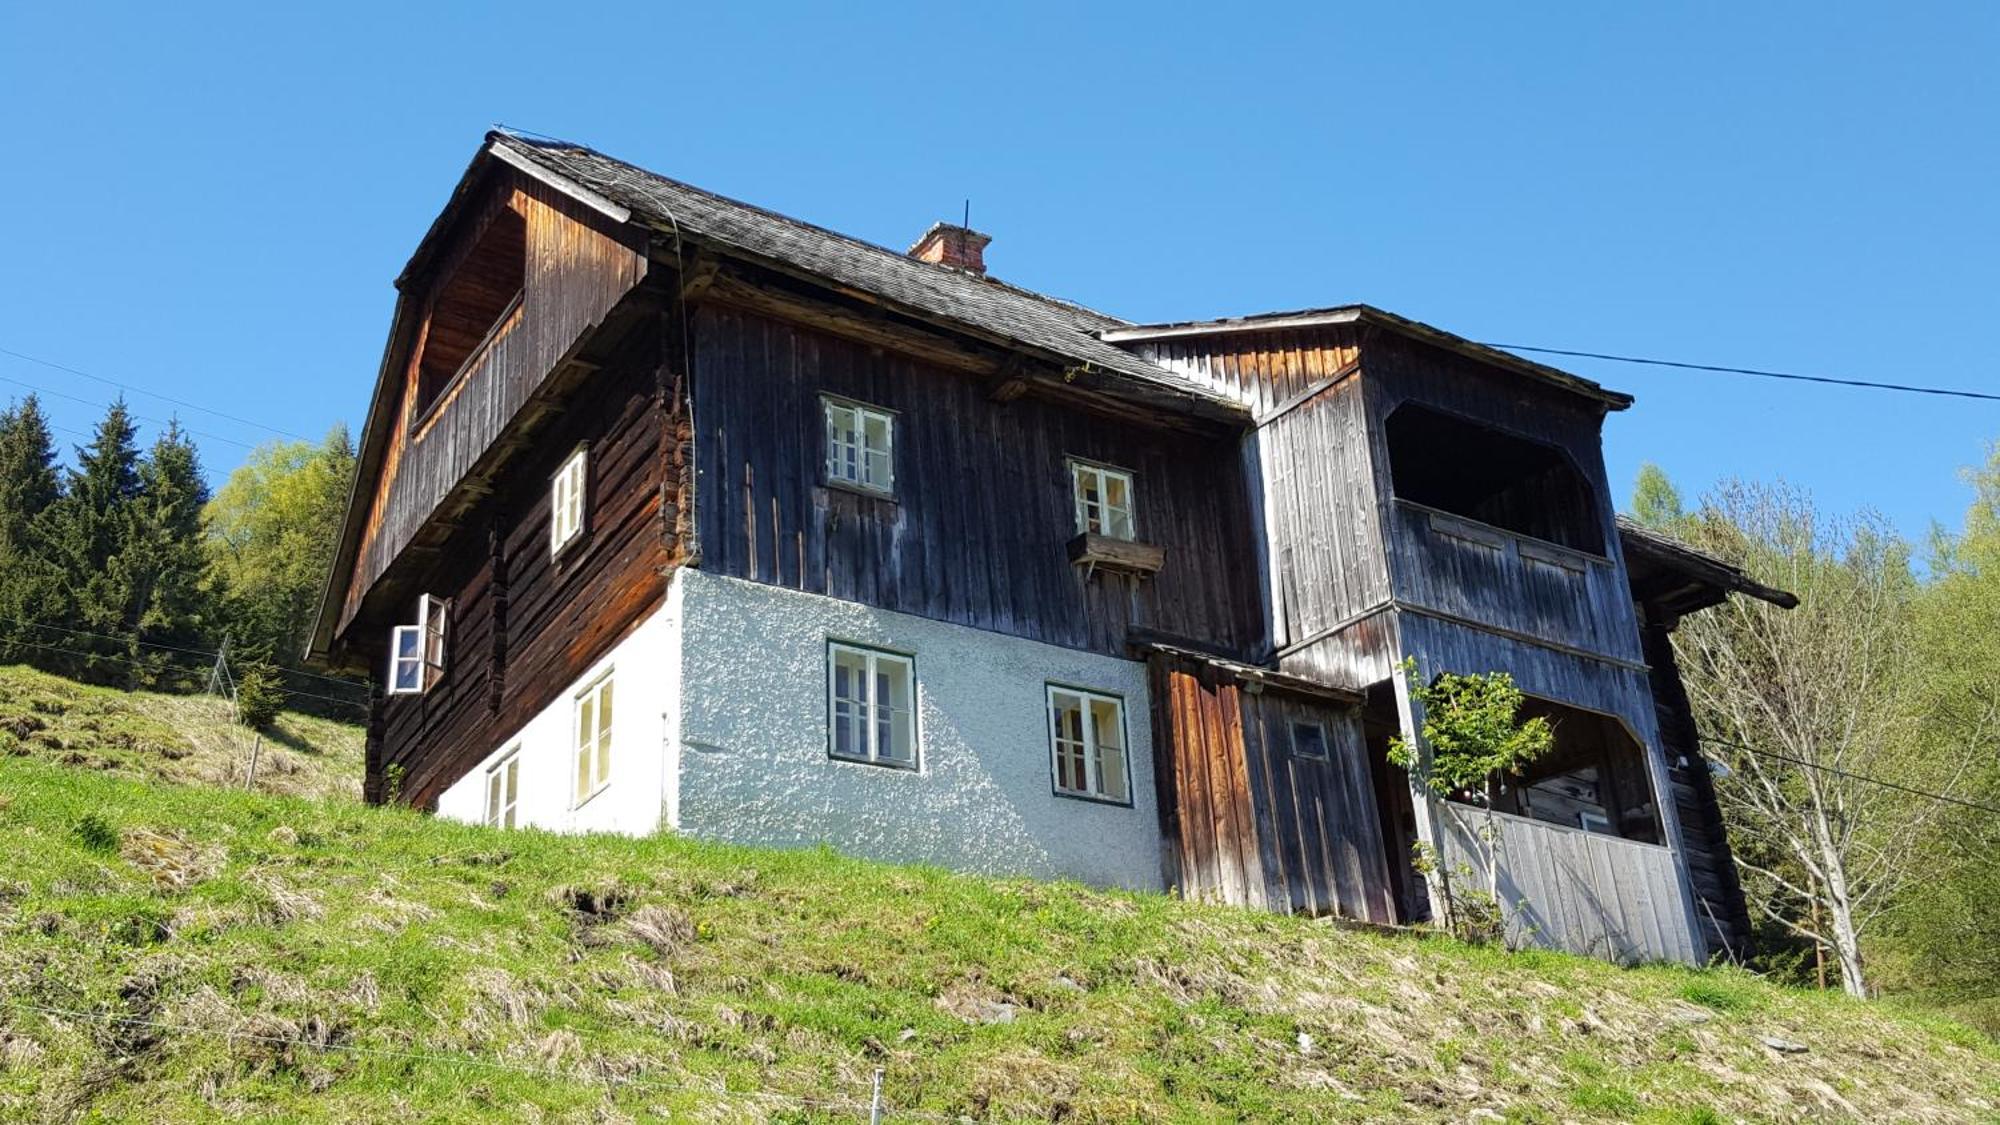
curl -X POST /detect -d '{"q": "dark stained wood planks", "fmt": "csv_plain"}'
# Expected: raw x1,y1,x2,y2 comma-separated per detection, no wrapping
370,326,685,809
1149,652,1398,924
340,170,648,634
692,304,1264,659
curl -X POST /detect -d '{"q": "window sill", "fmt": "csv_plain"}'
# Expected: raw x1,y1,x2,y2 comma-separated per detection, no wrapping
572,780,611,810
827,751,920,772
1052,788,1135,809
1066,532,1164,576
823,478,898,503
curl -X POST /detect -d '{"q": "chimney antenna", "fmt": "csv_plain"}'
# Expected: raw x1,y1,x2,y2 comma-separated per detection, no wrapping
963,199,970,230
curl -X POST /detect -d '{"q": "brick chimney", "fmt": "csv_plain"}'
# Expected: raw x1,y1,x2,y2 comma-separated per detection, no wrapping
908,222,992,275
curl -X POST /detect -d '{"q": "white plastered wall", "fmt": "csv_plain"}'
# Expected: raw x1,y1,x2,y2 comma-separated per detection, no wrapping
434,576,684,837
673,569,1164,891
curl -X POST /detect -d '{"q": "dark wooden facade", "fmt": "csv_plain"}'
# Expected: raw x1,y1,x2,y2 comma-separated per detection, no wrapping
1149,651,1397,923
692,302,1265,659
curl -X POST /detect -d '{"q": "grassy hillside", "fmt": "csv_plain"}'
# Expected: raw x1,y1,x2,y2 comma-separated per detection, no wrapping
0,664,363,801
0,757,1994,1123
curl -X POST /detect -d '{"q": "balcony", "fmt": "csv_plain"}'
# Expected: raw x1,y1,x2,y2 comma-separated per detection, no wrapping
1388,500,1640,663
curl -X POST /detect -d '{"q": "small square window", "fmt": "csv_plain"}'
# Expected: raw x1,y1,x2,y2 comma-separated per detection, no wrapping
1069,461,1136,540
485,749,520,829
1290,720,1329,760
828,642,917,767
551,447,588,555
1047,686,1130,803
574,672,614,805
824,398,895,494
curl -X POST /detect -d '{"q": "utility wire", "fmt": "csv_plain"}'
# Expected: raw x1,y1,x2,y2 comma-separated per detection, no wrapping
1488,343,2000,403
0,345,314,441
0,371,257,451
1698,734,2000,816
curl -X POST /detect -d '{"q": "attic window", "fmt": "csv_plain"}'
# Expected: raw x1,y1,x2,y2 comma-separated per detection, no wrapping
1385,405,1605,554
412,206,527,422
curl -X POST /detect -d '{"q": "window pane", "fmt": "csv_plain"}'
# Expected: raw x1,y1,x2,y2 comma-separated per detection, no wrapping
1051,693,1088,792
486,772,501,825
1097,739,1128,802
865,448,892,489
396,627,421,659
594,681,614,783
1292,722,1329,759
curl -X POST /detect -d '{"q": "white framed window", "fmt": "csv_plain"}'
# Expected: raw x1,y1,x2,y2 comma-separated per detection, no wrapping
573,671,614,805
827,642,916,768
485,748,520,829
551,446,588,555
1578,809,1614,835
387,625,423,694
1069,460,1136,540
1290,720,1329,760
420,594,448,681
823,397,895,494
1047,686,1130,804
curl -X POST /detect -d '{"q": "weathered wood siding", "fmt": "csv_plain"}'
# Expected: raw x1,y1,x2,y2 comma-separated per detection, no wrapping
693,304,1263,657
1641,618,1754,960
1359,334,1641,663
370,327,685,809
1437,804,1700,965
1258,373,1392,656
341,172,647,632
1386,501,1643,664
1150,653,1396,923
1128,325,1362,417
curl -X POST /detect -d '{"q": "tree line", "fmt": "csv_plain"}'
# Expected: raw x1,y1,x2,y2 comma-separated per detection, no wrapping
0,395,356,706
1631,462,2000,1033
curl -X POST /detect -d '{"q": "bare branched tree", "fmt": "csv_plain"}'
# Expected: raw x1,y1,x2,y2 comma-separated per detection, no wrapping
1671,481,1978,998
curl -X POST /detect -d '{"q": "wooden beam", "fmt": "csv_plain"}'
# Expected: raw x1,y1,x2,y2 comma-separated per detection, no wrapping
701,271,1004,376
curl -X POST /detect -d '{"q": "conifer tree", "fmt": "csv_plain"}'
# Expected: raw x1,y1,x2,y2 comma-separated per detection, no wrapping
42,400,144,683
0,396,66,658
121,420,212,687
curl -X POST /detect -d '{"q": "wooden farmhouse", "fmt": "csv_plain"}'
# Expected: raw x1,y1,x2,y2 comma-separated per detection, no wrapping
311,132,1796,965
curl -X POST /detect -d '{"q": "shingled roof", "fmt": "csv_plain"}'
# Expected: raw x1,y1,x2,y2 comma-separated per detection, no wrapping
488,131,1239,419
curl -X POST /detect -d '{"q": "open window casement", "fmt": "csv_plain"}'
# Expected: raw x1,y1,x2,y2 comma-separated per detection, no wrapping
420,594,449,681
385,595,449,695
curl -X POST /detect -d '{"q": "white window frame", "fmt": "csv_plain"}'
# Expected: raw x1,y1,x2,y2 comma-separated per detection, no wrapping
485,748,520,829
420,594,449,683
551,445,588,556
1289,719,1329,760
573,670,614,806
826,641,918,769
1046,685,1132,805
1578,809,1615,835
387,625,424,694
1068,459,1137,540
823,396,895,495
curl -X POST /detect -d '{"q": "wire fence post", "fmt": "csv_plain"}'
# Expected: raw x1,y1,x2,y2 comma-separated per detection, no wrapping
243,733,263,790
869,1067,884,1124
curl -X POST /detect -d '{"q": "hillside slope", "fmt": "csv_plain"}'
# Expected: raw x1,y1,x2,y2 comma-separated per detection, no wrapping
0,756,1994,1122
0,664,363,800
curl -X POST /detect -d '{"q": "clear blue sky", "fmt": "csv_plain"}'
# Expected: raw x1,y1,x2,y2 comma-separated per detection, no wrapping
3,4,1994,544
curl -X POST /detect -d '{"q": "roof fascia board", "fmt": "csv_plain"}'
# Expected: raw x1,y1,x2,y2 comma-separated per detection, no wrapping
486,142,633,225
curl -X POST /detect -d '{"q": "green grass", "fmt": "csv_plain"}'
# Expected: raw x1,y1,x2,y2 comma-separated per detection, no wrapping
0,663,362,800
0,703,1995,1119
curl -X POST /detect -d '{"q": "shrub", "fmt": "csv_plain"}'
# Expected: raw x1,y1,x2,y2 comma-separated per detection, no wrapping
235,664,284,730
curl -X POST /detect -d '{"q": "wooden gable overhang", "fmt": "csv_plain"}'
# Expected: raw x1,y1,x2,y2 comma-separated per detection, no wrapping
1617,517,1799,624
309,144,652,665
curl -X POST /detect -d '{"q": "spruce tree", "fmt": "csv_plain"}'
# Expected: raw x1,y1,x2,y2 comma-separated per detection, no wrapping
0,396,66,660
42,400,143,683
122,420,212,687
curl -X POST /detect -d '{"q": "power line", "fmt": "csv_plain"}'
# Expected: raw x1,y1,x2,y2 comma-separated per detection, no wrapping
1488,343,2000,403
1699,734,2000,816
0,372,258,451
0,344,314,441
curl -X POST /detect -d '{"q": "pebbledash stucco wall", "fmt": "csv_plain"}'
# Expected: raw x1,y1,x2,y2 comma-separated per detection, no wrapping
434,578,684,837
673,569,1165,891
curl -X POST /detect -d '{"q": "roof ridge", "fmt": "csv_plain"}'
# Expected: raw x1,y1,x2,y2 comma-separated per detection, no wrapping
490,130,1132,329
